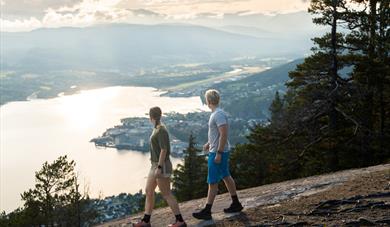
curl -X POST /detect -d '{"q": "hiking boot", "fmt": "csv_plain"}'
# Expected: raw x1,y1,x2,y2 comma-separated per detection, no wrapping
192,209,212,220
223,202,243,213
133,220,151,227
168,221,187,227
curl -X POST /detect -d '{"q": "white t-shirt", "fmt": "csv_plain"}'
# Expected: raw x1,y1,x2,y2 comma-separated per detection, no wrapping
208,108,230,152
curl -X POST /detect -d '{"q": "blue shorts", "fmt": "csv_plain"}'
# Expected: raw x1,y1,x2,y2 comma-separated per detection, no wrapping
207,151,231,184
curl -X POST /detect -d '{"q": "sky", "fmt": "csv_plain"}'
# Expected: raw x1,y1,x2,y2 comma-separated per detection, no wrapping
0,0,310,32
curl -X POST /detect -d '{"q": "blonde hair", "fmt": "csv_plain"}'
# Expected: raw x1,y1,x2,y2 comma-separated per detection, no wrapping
205,89,220,105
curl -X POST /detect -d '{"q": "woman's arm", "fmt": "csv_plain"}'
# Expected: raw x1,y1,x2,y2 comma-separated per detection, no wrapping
156,129,169,175
158,148,167,167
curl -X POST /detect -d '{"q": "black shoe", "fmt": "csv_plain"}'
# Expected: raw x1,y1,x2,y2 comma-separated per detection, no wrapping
223,202,243,213
192,209,212,220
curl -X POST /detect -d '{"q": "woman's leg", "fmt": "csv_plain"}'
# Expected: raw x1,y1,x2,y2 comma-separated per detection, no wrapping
156,177,181,215
145,174,158,215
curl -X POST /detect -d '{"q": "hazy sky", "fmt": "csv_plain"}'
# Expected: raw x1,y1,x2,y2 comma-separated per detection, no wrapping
0,0,310,32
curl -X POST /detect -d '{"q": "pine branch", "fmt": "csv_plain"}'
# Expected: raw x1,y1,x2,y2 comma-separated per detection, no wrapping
334,106,360,135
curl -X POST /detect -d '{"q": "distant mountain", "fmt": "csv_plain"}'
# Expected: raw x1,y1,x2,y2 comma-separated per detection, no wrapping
193,11,323,33
216,25,275,38
1,23,309,72
204,11,326,53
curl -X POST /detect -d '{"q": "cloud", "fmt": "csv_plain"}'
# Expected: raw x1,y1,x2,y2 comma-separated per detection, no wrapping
38,0,129,28
1,17,42,32
142,0,310,19
1,0,81,18
1,0,310,32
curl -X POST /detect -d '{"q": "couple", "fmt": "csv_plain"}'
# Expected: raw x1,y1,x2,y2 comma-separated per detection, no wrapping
133,89,243,227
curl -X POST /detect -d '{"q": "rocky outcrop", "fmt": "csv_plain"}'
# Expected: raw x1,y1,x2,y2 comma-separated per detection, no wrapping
95,164,390,227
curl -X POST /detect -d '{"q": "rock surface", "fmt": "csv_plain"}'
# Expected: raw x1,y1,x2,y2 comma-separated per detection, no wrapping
95,164,390,227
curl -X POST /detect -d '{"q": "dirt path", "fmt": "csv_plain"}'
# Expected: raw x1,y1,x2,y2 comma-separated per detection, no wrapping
95,164,390,227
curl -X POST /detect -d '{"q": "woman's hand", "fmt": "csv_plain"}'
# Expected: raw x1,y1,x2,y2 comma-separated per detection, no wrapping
154,168,163,178
214,153,222,164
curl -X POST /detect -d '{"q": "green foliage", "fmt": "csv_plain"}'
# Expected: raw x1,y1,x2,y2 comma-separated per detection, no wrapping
172,134,208,202
229,143,268,189
230,0,390,191
269,91,284,127
1,156,97,226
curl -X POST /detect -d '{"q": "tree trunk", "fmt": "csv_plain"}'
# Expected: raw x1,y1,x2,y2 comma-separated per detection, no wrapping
329,0,339,170
361,0,377,163
378,0,388,154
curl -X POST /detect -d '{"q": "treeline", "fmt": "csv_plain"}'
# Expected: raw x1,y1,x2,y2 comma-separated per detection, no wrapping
173,0,389,197
229,0,390,188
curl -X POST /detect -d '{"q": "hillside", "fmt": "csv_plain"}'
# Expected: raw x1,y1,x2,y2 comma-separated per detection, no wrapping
95,164,390,226
218,58,304,88
214,59,304,119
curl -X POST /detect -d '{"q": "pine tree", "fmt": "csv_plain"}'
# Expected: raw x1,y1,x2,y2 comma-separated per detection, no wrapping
269,91,284,128
20,156,76,226
172,134,208,202
18,156,97,226
343,0,390,162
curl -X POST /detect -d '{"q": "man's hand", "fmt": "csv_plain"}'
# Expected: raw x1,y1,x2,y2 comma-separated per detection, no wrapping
203,143,210,152
154,168,162,178
214,153,221,164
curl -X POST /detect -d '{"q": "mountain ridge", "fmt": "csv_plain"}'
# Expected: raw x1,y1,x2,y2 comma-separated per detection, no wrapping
1,23,311,72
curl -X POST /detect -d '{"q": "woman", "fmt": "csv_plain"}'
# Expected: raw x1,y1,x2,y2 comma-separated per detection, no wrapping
134,107,187,227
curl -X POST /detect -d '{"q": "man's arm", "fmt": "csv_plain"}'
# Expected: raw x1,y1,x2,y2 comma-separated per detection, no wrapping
214,124,227,163
203,142,210,152
217,125,228,152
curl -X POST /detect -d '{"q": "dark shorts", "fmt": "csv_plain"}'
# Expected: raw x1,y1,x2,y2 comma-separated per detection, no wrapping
207,151,231,184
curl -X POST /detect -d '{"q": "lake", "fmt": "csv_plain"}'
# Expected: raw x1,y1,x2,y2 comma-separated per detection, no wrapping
0,86,208,213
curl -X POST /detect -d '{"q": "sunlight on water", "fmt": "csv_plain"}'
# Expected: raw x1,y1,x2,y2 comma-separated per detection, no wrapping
56,87,119,130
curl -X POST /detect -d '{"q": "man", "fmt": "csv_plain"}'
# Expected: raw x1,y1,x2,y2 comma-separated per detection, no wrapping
192,89,243,220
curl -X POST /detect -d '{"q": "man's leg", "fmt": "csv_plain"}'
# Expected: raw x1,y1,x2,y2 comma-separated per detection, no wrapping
222,175,237,196
221,153,243,213
222,176,243,213
192,183,218,220
206,183,219,205
193,152,219,220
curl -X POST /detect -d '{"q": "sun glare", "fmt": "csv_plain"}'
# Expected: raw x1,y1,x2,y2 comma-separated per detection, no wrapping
56,87,119,130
